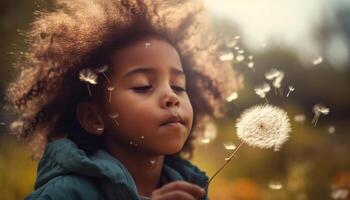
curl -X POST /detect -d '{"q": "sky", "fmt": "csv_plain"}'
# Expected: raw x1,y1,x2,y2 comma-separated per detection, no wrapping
203,0,350,69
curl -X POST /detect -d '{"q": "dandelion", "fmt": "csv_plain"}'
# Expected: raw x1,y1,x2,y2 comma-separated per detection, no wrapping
286,86,295,97
236,54,245,62
219,51,234,61
236,104,291,150
226,92,239,102
204,104,291,188
107,86,115,103
95,65,111,83
254,83,271,103
313,56,323,66
312,104,330,126
108,112,120,126
294,114,306,123
79,68,98,96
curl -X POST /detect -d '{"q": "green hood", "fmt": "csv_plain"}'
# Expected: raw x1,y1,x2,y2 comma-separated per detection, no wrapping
29,138,209,200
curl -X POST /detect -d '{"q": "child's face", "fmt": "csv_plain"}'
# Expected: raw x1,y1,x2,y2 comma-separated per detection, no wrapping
102,36,194,155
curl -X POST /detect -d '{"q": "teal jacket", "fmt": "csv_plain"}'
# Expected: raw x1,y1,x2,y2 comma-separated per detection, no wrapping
25,138,209,200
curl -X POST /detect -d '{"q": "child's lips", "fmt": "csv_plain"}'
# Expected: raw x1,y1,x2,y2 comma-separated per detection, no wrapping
160,115,186,127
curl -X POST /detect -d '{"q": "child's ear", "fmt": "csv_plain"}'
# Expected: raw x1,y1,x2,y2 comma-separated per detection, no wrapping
76,102,105,135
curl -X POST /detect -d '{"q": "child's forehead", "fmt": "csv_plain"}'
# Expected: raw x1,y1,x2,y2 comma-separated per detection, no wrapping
108,37,183,74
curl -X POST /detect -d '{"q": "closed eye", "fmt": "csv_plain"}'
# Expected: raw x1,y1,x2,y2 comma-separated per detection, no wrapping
131,85,152,92
172,86,186,92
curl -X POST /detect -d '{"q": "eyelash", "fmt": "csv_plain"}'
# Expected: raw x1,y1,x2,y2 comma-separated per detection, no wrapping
132,85,186,93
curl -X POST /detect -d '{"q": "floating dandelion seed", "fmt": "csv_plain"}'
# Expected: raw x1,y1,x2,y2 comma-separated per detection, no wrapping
261,43,267,48
265,69,281,80
312,104,330,126
234,46,240,50
198,121,217,144
238,50,244,54
226,92,239,102
234,35,241,40
219,52,234,61
0,122,6,126
204,104,291,188
226,40,237,48
294,114,306,123
149,160,156,164
140,136,145,139
96,65,111,83
145,42,151,48
224,142,237,150
286,86,295,97
313,56,323,66
248,55,254,60
109,112,120,126
331,188,349,199
107,86,115,103
247,62,254,69
272,72,284,89
254,83,271,103
236,54,245,62
79,68,98,96
268,181,283,190
328,126,336,134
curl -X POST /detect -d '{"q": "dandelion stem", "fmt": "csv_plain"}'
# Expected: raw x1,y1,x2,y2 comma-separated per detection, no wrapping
103,72,111,83
286,91,291,97
108,91,112,103
264,97,269,104
86,83,92,96
312,113,320,127
203,140,244,189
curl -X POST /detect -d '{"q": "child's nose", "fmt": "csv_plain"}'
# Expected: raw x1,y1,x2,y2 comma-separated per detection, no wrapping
160,86,180,109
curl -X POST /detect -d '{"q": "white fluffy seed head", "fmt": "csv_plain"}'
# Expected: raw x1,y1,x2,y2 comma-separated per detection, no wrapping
235,104,291,150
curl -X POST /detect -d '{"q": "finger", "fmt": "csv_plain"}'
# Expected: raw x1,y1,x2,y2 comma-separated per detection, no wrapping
152,191,196,200
152,181,205,199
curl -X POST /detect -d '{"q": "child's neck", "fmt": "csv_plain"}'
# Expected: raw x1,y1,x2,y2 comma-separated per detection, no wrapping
105,139,164,197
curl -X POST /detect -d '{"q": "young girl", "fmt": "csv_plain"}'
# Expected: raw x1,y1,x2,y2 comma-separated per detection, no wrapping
5,0,241,199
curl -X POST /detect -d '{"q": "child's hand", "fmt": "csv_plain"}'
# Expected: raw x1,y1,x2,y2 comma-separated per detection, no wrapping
150,180,206,200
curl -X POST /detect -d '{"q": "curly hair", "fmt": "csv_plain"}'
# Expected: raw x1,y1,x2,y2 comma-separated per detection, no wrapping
5,0,242,160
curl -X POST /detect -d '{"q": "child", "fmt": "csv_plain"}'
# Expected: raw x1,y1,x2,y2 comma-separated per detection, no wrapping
5,0,241,199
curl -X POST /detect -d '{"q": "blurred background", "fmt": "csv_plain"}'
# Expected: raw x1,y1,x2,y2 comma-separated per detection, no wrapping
0,0,349,199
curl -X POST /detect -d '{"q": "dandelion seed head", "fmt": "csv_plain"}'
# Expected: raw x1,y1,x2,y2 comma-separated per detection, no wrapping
235,104,291,149
226,92,239,102
79,68,98,84
219,52,234,61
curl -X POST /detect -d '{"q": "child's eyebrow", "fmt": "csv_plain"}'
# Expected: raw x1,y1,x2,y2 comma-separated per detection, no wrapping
122,66,185,79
